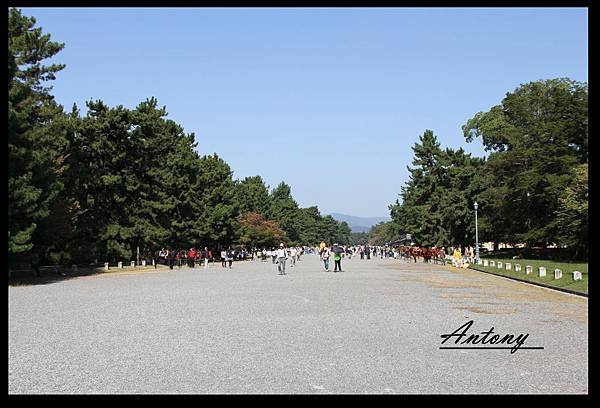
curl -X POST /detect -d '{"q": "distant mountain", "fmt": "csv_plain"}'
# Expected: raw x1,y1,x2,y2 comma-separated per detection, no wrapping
329,213,391,233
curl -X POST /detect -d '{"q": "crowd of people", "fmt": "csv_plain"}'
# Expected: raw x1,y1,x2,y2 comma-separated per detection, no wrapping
154,247,251,270
148,242,479,274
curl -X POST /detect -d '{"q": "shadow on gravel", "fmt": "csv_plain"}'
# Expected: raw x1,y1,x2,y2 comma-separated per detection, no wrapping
8,266,168,287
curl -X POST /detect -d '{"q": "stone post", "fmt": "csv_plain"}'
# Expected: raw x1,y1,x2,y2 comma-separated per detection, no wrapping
118,261,123,268
538,267,546,277
104,262,109,271
497,262,503,269
483,260,489,267
131,261,135,267
526,265,532,275
554,269,562,279
515,264,521,272
572,271,582,281
505,263,511,270
142,260,146,266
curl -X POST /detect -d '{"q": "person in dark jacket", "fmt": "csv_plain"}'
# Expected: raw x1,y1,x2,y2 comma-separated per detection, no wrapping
167,248,176,270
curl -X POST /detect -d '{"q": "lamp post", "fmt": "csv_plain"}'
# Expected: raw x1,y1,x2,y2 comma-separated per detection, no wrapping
474,202,480,264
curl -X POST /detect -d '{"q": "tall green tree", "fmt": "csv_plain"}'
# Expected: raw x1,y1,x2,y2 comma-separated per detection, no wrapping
318,215,340,245
389,130,485,247
335,221,352,245
8,8,68,268
64,101,139,261
368,221,396,246
462,78,588,248
268,182,301,244
195,154,241,248
235,175,270,215
389,130,446,247
296,206,323,245
61,98,203,262
553,163,588,258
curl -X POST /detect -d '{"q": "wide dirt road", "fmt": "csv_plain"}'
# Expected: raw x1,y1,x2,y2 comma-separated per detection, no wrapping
9,254,588,394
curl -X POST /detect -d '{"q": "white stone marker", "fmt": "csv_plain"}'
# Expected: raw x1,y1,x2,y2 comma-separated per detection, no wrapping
538,267,546,277
118,261,123,268
142,260,146,266
554,269,562,279
515,264,521,272
506,263,512,270
152,259,155,266
572,271,582,281
104,262,109,271
490,260,495,267
131,261,135,267
497,262,503,269
483,259,489,267
526,265,532,274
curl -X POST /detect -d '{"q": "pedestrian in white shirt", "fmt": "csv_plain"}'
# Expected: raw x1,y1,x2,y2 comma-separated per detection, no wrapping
322,246,331,272
290,247,297,267
276,243,287,275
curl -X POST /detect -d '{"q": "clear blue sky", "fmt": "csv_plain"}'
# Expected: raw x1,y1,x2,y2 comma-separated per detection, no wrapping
22,7,588,218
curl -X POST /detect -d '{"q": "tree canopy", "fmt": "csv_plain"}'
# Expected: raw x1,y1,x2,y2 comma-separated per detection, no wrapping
388,79,587,259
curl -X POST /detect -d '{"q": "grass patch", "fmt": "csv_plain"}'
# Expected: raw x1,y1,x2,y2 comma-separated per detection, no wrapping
469,258,588,295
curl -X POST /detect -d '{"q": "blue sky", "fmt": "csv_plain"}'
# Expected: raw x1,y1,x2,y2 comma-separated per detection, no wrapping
22,7,588,217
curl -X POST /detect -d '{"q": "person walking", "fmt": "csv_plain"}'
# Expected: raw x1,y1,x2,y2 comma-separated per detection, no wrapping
202,247,209,268
187,247,196,268
159,248,168,265
453,246,462,267
290,246,297,267
152,249,158,268
276,243,287,275
167,248,176,270
322,245,331,272
221,249,227,268
226,248,234,268
331,243,344,272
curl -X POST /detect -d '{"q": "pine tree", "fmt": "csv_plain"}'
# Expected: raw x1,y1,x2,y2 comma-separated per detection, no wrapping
195,154,241,248
8,8,68,269
235,175,271,216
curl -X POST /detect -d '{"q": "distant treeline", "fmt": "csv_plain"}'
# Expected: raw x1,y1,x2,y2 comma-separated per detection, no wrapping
8,9,352,268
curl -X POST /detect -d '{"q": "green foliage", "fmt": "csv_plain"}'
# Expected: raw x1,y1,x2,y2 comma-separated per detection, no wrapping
553,164,588,257
195,154,240,247
368,221,397,246
349,232,369,245
235,176,270,215
389,130,485,247
462,78,588,250
390,79,588,258
8,8,67,267
336,221,352,245
61,98,240,261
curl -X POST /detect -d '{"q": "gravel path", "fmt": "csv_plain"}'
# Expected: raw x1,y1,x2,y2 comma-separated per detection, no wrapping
9,254,588,394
